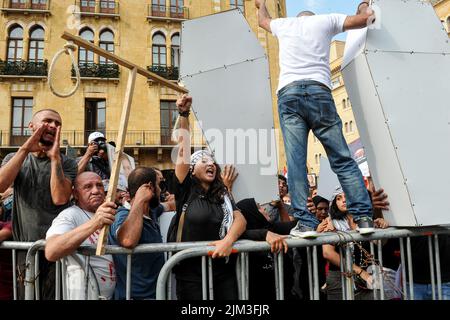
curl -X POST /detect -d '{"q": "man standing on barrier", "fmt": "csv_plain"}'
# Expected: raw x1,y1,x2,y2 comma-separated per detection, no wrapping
0,109,78,299
255,0,376,235
45,172,117,300
108,167,165,300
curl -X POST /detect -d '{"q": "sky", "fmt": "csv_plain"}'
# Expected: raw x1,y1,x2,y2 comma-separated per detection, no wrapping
286,0,362,41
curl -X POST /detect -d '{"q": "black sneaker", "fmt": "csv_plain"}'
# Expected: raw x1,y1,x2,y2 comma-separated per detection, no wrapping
356,216,375,234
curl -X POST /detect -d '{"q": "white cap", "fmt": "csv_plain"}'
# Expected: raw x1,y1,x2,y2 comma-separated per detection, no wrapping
88,132,105,143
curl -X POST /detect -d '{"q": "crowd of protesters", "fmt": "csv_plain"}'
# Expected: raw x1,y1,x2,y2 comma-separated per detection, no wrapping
0,0,449,301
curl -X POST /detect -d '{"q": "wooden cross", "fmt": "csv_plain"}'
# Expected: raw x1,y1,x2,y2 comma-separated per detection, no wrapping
61,32,188,255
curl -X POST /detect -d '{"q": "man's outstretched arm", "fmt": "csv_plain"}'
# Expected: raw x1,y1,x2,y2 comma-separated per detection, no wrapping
343,1,375,31
255,0,272,32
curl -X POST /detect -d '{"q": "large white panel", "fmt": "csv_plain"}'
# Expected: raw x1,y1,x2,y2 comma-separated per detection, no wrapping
342,28,367,69
367,0,450,53
180,11,278,204
342,0,450,226
342,55,416,226
180,9,266,78
317,156,340,202
366,52,450,226
182,58,278,204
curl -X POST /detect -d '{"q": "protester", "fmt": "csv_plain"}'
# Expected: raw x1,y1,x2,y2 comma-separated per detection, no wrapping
313,195,330,222
261,175,295,223
108,167,165,300
255,0,376,235
237,198,299,300
0,189,13,300
45,172,117,300
77,132,111,180
170,94,246,300
150,167,176,222
322,187,389,300
0,109,78,299
407,235,450,300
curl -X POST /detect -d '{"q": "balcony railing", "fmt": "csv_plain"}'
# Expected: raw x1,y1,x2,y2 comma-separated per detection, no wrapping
0,60,48,77
74,0,119,18
72,63,120,79
147,65,179,81
0,130,206,147
1,0,51,13
147,5,189,21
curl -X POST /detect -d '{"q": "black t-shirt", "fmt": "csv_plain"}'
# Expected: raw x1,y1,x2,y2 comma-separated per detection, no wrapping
173,174,237,281
2,153,77,241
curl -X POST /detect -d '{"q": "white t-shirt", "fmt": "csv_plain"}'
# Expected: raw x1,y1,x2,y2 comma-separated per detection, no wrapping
46,205,116,300
270,14,347,92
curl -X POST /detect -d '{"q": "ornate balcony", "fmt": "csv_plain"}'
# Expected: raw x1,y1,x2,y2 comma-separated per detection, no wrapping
0,130,205,147
73,0,119,19
0,0,51,15
72,63,120,79
147,65,179,81
147,5,188,22
0,59,48,77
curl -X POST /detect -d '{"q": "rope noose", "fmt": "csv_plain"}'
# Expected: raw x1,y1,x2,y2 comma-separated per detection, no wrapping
48,42,81,98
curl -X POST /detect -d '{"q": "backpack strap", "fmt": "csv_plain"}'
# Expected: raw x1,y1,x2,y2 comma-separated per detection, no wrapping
176,203,188,242
175,192,197,242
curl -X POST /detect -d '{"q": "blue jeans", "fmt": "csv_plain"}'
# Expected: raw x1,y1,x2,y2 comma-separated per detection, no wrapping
277,80,373,229
409,282,450,300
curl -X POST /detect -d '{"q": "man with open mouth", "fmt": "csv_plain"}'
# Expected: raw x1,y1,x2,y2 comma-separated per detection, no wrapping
0,108,78,300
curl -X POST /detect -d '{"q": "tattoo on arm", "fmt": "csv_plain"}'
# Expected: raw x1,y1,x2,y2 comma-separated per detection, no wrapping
56,163,65,182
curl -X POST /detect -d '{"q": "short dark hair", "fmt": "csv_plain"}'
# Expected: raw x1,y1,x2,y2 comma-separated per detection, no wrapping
278,175,287,183
32,109,60,121
127,167,157,199
297,11,315,17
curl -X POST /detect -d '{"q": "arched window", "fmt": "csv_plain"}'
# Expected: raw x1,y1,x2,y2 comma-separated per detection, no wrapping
344,122,349,133
171,33,180,68
152,32,166,66
347,98,351,108
79,28,94,65
99,29,114,64
342,99,347,109
28,26,45,63
7,25,23,62
315,154,319,164
350,121,354,133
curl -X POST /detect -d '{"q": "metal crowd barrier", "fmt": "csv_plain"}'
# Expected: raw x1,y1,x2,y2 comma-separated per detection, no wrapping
155,226,450,300
1,226,449,300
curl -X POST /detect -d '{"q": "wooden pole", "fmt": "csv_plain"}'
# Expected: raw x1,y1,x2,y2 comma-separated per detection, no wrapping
61,31,188,94
59,31,189,255
96,67,137,255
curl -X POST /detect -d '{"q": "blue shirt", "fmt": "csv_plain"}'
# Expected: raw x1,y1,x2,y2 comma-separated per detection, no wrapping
151,204,164,222
108,207,165,300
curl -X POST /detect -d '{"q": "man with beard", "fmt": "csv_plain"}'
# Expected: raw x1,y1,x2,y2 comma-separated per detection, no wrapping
0,109,78,299
45,172,117,300
108,167,165,299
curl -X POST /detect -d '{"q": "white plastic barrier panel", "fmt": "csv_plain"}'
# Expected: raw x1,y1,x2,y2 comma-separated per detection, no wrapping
180,9,279,204
342,0,450,226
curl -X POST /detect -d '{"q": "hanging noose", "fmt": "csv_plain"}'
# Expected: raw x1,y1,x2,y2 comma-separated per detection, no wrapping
48,42,81,98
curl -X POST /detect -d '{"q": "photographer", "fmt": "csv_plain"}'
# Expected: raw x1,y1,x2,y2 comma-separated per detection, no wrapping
77,132,111,180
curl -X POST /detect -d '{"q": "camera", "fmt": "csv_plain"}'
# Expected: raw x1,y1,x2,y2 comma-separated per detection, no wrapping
93,140,108,154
